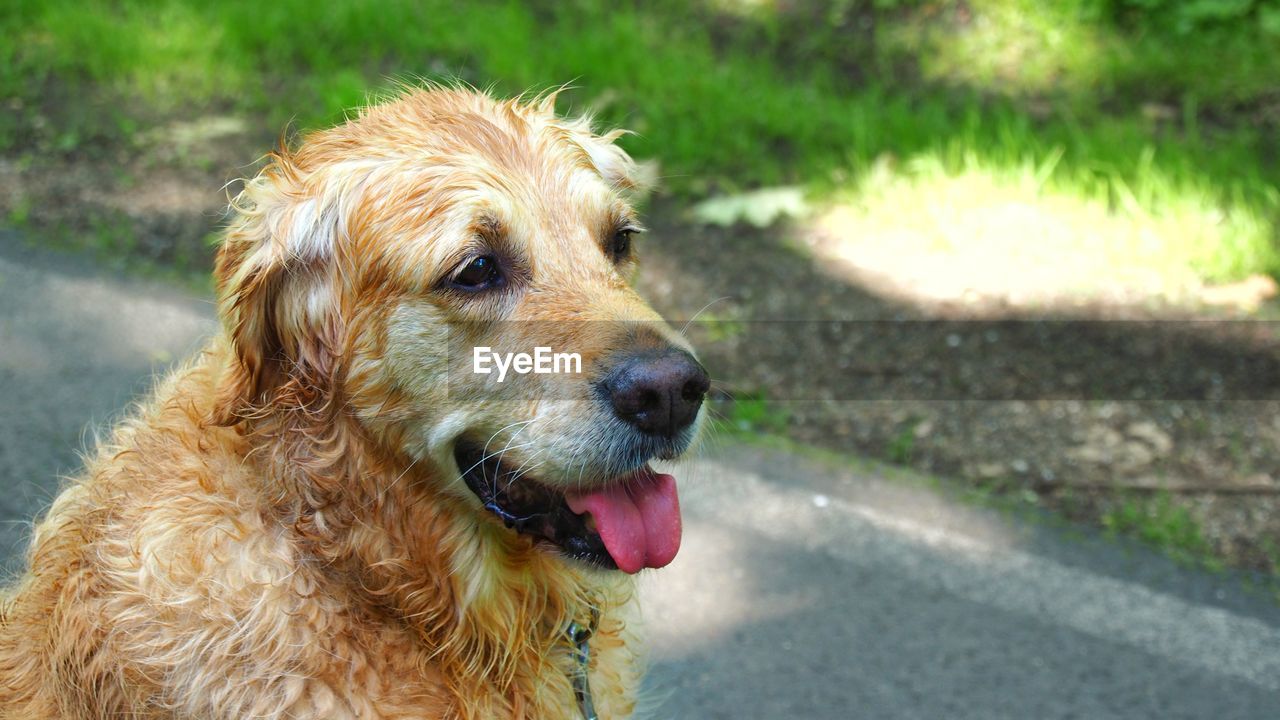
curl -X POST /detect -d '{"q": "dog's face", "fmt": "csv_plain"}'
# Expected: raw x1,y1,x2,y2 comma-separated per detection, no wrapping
215,89,706,574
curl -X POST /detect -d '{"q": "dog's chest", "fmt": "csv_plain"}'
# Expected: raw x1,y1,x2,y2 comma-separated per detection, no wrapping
299,619,637,720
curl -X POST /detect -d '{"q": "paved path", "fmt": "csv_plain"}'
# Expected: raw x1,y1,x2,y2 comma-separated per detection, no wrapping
2,235,1277,718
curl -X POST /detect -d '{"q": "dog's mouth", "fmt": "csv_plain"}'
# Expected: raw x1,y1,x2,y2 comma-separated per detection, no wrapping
454,441,682,573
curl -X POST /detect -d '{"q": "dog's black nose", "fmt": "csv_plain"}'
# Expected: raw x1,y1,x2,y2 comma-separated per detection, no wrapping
602,348,709,437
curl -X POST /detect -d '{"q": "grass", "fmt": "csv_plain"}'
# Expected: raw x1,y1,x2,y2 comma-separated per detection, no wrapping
886,420,919,464
712,394,791,436
885,0,1280,105
1101,491,1219,568
2,0,1279,282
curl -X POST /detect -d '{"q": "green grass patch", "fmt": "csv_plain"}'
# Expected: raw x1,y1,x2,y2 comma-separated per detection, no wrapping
711,394,791,436
1101,491,1218,567
886,419,919,465
3,0,1279,281
884,0,1280,105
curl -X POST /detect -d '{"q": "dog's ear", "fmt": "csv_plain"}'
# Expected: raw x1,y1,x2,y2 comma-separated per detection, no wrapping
574,127,656,198
531,91,655,198
211,152,344,425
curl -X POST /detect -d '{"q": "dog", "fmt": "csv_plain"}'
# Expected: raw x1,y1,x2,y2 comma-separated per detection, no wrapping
0,86,708,719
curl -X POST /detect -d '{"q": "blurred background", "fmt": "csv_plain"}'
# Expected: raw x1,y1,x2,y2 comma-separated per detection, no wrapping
3,2,1280,714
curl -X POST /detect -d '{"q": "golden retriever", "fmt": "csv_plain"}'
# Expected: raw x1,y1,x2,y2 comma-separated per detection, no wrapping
0,86,707,719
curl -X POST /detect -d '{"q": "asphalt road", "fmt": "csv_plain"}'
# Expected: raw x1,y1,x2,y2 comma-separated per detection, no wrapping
2,234,1278,718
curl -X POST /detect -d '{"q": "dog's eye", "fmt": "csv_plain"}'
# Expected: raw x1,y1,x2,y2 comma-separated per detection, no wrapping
452,255,502,290
610,227,639,261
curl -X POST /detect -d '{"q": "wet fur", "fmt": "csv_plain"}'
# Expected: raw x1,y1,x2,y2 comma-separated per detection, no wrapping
0,87,678,719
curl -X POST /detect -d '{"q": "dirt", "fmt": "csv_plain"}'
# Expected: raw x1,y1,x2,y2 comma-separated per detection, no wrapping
2,112,1278,573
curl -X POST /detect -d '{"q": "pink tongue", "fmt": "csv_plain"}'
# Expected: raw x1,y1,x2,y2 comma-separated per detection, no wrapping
565,469,681,574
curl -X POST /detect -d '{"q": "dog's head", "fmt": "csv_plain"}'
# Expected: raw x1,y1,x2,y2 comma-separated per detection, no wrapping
213,87,706,574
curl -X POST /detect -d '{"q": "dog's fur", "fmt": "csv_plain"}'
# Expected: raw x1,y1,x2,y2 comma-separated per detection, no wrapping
0,87,697,719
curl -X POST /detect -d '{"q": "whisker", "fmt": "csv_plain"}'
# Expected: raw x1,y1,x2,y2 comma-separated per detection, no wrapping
679,296,733,337
506,455,548,489
500,446,546,492
451,440,538,487
492,418,541,484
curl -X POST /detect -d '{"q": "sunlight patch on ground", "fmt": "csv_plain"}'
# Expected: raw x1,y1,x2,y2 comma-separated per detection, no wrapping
805,154,1278,312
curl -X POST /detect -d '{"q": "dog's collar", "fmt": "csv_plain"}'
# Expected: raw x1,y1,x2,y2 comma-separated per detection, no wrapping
566,609,601,720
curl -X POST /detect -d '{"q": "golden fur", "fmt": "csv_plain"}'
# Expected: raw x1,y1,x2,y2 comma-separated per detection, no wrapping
0,87,695,718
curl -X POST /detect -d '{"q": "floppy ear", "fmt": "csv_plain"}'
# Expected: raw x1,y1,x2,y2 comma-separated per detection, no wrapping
211,153,344,426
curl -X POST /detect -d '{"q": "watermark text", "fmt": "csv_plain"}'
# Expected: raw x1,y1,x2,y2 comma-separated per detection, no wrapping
473,346,582,382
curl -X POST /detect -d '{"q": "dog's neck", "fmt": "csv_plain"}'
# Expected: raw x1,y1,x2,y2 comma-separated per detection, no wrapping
234,393,632,714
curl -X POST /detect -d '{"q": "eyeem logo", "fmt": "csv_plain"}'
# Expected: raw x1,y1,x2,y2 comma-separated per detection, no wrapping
473,347,583,382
